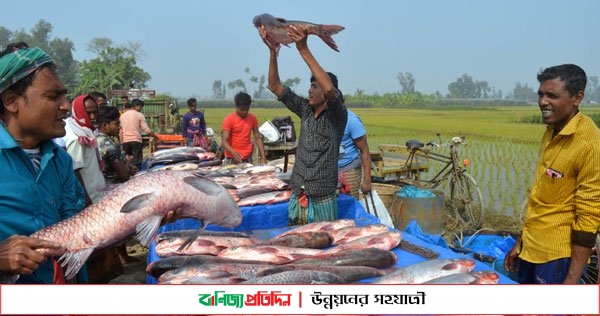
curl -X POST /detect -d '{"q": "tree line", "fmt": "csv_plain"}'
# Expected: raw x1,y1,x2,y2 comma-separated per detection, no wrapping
2,20,599,105
1,20,149,98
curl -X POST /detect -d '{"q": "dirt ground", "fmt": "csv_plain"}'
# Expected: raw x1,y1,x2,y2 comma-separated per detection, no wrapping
107,242,149,284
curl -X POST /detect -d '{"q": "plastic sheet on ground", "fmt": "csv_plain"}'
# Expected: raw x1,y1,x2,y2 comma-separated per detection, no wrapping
146,194,517,284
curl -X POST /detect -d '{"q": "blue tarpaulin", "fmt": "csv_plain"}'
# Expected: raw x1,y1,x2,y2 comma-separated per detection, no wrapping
397,185,436,198
146,194,517,284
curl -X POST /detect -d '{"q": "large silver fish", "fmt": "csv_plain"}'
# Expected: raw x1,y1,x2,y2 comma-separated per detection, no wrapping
253,13,345,54
30,170,242,279
241,270,344,284
372,258,476,284
422,270,499,284
155,235,256,257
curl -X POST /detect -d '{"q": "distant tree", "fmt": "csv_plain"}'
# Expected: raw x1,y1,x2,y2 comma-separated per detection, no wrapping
447,74,477,98
253,75,267,99
283,77,301,90
489,88,503,99
227,79,247,94
212,80,226,99
0,20,79,93
397,72,415,94
76,39,150,95
512,82,537,102
244,67,267,99
585,75,600,103
87,37,113,55
474,80,490,99
0,27,12,50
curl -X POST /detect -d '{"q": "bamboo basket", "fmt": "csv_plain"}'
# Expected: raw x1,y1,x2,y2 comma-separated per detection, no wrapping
362,182,401,211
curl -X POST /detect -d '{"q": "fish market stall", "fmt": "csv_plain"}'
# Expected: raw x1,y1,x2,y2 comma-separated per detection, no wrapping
146,194,517,284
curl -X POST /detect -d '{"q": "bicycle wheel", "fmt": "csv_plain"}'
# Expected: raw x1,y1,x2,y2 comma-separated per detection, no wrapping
450,172,484,228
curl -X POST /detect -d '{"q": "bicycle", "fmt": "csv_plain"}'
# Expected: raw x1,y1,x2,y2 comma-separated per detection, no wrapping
398,135,484,229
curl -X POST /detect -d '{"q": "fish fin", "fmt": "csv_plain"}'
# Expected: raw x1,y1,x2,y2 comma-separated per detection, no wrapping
316,34,340,52
120,193,157,213
275,255,292,264
185,176,225,196
315,25,344,52
221,183,238,190
136,215,163,246
230,277,247,284
177,229,207,251
58,248,95,280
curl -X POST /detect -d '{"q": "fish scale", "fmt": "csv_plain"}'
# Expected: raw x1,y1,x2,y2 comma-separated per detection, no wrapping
29,170,242,279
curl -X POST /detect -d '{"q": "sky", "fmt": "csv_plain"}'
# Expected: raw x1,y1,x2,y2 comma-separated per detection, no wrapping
1,0,599,100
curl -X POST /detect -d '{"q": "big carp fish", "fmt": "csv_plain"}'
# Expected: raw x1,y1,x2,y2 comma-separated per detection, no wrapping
253,13,345,54
13,171,242,281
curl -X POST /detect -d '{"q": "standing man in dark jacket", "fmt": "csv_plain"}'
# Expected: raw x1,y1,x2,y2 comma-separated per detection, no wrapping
261,24,347,225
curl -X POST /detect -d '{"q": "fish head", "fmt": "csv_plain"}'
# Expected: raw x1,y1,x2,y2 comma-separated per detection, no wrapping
442,258,476,273
472,270,500,284
252,14,265,28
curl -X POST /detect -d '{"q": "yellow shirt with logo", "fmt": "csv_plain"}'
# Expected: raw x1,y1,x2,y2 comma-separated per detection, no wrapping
520,113,600,263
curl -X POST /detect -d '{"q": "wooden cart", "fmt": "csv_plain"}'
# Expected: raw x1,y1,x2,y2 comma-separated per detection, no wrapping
371,144,429,183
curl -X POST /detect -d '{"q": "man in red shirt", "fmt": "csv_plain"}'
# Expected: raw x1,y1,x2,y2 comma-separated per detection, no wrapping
221,92,266,164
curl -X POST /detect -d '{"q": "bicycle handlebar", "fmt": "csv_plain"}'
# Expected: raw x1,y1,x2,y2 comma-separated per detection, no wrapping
423,136,465,148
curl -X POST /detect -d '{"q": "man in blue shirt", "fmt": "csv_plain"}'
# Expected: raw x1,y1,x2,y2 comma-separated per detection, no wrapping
0,43,84,283
338,109,372,199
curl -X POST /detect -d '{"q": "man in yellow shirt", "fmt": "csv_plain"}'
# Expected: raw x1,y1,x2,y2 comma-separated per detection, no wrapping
504,64,600,284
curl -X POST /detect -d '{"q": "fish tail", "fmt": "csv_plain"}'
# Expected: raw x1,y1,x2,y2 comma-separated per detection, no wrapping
320,24,345,35
315,25,345,52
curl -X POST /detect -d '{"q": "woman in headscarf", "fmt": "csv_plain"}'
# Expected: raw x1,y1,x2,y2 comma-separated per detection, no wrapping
64,94,105,206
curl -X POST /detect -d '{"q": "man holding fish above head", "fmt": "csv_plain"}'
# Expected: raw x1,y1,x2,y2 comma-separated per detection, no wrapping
260,18,347,226
0,42,85,283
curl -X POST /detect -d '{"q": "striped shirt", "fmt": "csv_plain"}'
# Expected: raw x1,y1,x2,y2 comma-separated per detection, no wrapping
278,86,347,197
520,112,600,263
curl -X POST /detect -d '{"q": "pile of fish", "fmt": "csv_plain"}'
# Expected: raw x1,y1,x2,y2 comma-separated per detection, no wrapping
195,163,292,207
141,146,293,207
143,147,220,171
148,218,499,285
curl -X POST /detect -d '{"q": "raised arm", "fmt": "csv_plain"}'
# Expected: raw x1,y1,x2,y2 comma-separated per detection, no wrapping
288,25,336,100
261,26,285,97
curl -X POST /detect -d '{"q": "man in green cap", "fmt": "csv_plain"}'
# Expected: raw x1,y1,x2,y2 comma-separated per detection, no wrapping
0,42,85,283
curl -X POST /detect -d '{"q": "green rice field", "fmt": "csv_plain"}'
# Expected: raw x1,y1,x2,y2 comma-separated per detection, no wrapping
197,105,600,218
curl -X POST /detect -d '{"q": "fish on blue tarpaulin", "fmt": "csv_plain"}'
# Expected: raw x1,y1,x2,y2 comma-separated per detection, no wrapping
146,255,275,279
372,258,476,284
422,270,499,284
241,269,344,284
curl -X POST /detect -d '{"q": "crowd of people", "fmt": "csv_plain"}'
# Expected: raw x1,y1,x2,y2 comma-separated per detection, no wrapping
1,25,599,286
